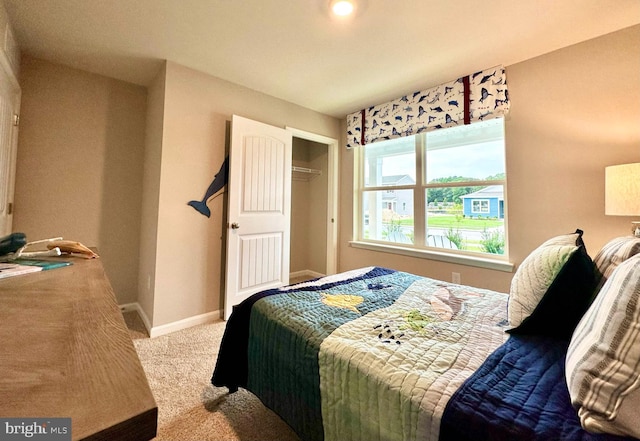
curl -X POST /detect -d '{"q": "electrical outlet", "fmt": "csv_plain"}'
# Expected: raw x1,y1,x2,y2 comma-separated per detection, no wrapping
452,272,461,284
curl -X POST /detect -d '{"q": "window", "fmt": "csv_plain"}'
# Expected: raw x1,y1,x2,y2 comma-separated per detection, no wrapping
355,118,507,259
472,200,490,214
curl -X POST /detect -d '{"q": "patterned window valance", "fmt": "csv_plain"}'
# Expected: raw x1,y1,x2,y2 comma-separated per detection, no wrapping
346,65,510,149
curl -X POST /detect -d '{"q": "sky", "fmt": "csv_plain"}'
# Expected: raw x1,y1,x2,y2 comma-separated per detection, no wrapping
381,140,505,182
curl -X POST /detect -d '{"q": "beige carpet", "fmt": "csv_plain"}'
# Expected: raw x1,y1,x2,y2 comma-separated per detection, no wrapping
132,319,301,441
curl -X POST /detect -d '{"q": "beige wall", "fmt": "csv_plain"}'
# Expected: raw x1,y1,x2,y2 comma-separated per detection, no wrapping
148,61,340,328
12,55,339,331
338,25,640,293
291,141,312,273
505,25,640,262
136,63,165,323
307,142,329,273
14,56,147,304
291,139,329,275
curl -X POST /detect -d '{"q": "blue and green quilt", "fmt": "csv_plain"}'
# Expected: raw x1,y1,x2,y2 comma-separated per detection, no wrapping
212,267,509,441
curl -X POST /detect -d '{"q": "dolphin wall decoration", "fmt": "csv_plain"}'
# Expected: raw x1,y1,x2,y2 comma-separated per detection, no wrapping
188,156,229,218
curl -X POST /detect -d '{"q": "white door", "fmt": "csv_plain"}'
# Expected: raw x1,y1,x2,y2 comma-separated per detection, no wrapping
224,115,292,320
0,70,20,236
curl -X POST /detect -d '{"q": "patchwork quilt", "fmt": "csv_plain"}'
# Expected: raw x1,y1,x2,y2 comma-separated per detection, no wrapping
212,267,509,441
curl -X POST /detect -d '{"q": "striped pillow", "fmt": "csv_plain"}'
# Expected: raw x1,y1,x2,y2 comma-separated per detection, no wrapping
592,236,640,292
507,229,595,338
566,253,640,438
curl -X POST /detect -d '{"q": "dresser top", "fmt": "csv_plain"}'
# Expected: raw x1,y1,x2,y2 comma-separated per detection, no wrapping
0,257,157,441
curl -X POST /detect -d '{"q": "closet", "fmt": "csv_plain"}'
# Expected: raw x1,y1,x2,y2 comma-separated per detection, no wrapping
290,137,329,281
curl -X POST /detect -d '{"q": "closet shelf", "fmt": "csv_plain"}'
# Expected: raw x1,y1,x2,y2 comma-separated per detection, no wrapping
292,166,322,181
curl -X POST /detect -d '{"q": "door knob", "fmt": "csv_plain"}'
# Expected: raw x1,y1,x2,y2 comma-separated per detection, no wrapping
230,222,240,229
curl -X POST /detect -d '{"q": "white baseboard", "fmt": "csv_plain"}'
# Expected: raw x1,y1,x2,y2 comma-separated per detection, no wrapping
290,269,325,280
119,302,220,338
119,302,152,335
148,310,221,338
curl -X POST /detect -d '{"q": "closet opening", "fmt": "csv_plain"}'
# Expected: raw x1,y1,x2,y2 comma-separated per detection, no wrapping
288,128,338,284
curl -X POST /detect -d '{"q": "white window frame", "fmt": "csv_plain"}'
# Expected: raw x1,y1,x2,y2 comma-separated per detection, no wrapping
471,199,490,214
350,120,513,272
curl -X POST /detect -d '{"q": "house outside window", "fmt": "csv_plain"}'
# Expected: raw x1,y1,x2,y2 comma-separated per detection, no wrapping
462,187,505,218
472,199,489,214
355,118,507,259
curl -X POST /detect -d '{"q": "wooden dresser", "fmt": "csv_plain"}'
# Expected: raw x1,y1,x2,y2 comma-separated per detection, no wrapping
0,256,157,441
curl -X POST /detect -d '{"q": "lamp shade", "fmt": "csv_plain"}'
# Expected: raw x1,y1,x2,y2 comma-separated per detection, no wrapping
605,163,640,216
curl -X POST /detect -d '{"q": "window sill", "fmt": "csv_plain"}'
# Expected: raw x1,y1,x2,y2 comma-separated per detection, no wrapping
349,240,514,273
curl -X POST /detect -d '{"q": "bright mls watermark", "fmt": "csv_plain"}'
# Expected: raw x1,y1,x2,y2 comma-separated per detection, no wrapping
0,419,70,440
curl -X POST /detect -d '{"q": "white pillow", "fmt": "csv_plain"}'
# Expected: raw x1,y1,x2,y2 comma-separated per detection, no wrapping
566,253,640,438
508,244,578,327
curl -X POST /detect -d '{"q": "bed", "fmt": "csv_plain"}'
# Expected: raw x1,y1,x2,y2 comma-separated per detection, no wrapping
212,231,640,441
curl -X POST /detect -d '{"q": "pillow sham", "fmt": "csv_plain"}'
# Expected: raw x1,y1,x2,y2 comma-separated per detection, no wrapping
507,229,595,338
566,253,640,438
538,230,586,247
592,235,640,292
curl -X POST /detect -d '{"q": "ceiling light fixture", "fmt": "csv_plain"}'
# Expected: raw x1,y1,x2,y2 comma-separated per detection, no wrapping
331,0,354,16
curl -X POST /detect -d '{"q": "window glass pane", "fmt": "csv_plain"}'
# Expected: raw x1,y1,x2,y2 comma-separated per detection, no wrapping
425,184,505,255
364,136,415,187
425,118,505,183
355,118,507,259
362,190,414,244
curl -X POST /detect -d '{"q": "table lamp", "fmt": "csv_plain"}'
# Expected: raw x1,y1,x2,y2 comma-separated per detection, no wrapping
605,163,640,237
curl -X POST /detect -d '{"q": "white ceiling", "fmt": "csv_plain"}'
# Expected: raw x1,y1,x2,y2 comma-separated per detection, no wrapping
3,0,640,118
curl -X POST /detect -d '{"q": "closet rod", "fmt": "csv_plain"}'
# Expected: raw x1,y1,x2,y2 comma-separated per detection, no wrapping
291,166,321,175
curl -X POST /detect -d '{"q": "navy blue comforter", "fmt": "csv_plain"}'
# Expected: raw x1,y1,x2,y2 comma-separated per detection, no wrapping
440,335,637,441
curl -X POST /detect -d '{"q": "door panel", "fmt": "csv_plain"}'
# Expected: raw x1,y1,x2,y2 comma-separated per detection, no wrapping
0,74,19,236
239,233,281,288
224,115,292,320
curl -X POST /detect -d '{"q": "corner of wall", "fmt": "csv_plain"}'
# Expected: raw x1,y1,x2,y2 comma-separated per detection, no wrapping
137,63,167,325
